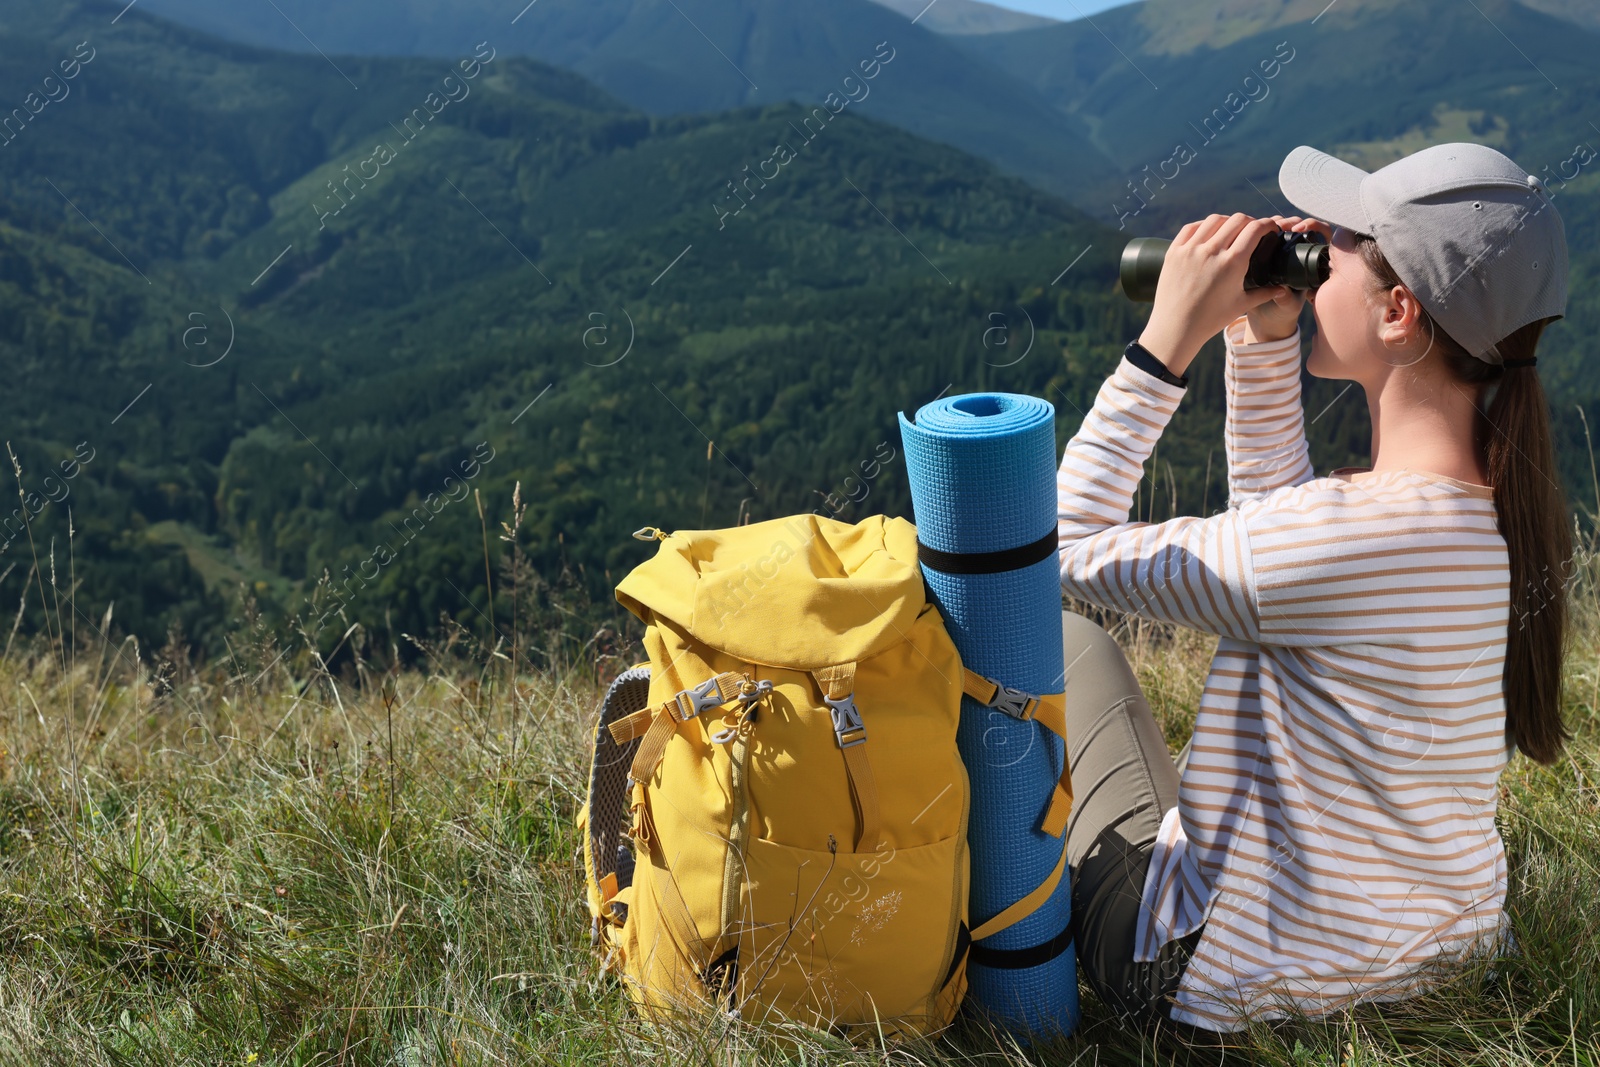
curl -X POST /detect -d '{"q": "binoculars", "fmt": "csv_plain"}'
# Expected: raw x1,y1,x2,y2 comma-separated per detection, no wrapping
1119,227,1329,302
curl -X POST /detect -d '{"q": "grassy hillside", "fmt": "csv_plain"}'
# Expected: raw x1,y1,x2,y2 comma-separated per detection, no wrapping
0,528,1593,1063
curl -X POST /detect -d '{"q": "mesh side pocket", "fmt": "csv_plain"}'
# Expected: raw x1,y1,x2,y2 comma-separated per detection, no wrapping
588,666,651,922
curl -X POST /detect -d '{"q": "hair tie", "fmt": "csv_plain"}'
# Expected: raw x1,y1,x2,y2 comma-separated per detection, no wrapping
1502,357,1537,369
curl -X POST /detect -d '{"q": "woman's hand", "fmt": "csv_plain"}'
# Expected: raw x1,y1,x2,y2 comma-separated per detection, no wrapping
1242,215,1329,344
1136,213,1294,376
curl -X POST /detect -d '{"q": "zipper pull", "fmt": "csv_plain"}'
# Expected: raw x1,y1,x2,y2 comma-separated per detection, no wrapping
632,526,669,542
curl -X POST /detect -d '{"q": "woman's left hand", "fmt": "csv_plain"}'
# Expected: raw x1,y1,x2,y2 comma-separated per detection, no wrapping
1137,213,1292,376
1243,215,1324,343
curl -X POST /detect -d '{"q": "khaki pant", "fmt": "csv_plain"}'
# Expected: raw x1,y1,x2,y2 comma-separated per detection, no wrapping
1061,609,1204,1026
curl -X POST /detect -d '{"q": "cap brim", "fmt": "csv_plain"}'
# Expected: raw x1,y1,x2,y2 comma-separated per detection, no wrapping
1279,146,1373,234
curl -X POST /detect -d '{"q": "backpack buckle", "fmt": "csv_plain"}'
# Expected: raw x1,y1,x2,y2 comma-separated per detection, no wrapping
824,693,867,748
986,684,1039,722
673,676,731,721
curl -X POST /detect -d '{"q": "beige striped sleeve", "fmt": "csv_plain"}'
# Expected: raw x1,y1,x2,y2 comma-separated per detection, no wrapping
1058,354,1264,645
1223,314,1316,507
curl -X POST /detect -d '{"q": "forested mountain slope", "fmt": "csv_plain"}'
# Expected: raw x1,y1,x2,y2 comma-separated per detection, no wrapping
0,0,1592,656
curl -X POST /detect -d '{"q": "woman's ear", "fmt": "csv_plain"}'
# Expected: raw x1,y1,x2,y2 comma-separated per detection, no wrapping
1377,288,1439,369
1380,286,1423,340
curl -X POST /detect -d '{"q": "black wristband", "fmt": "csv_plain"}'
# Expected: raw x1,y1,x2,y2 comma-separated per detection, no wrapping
1123,340,1189,389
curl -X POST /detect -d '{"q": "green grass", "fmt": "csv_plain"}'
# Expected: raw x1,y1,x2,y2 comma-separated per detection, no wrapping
0,563,1596,1065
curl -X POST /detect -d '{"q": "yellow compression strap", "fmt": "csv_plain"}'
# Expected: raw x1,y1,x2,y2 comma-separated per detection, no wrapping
813,663,880,854
969,834,1070,943
607,706,656,745
612,670,750,784
961,667,1073,837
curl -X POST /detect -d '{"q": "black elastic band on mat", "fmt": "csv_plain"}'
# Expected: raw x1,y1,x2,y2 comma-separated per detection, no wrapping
941,922,972,988
969,923,1074,970
917,527,1057,575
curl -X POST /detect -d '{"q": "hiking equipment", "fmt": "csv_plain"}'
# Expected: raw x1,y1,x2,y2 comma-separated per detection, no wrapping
577,511,1071,1040
899,391,1079,1036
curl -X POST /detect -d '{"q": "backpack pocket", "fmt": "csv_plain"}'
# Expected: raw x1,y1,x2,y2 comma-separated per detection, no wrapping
733,831,967,1032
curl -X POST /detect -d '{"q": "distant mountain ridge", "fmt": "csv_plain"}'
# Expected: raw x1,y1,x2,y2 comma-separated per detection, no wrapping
135,0,1121,202
963,0,1600,56
1515,0,1600,31
865,0,1061,34
131,0,1600,242
949,1,1598,209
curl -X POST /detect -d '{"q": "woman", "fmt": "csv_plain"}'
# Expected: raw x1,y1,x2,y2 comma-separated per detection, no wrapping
1054,142,1573,1033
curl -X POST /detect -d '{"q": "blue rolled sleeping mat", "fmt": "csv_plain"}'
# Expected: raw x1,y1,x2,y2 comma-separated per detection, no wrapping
897,392,1078,1038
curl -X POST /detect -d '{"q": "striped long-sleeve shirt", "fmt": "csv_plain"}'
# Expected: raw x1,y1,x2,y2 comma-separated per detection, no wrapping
1056,314,1512,1031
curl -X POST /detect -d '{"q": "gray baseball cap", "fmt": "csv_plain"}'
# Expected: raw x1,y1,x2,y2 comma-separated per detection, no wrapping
1278,141,1567,364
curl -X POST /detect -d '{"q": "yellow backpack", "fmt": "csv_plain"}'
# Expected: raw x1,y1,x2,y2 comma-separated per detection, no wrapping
577,512,1072,1039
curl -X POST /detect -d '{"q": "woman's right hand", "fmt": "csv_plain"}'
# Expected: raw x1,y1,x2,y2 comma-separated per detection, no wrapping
1138,213,1290,376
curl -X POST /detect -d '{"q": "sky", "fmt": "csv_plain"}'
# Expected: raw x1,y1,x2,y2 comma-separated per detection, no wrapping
983,0,1141,18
